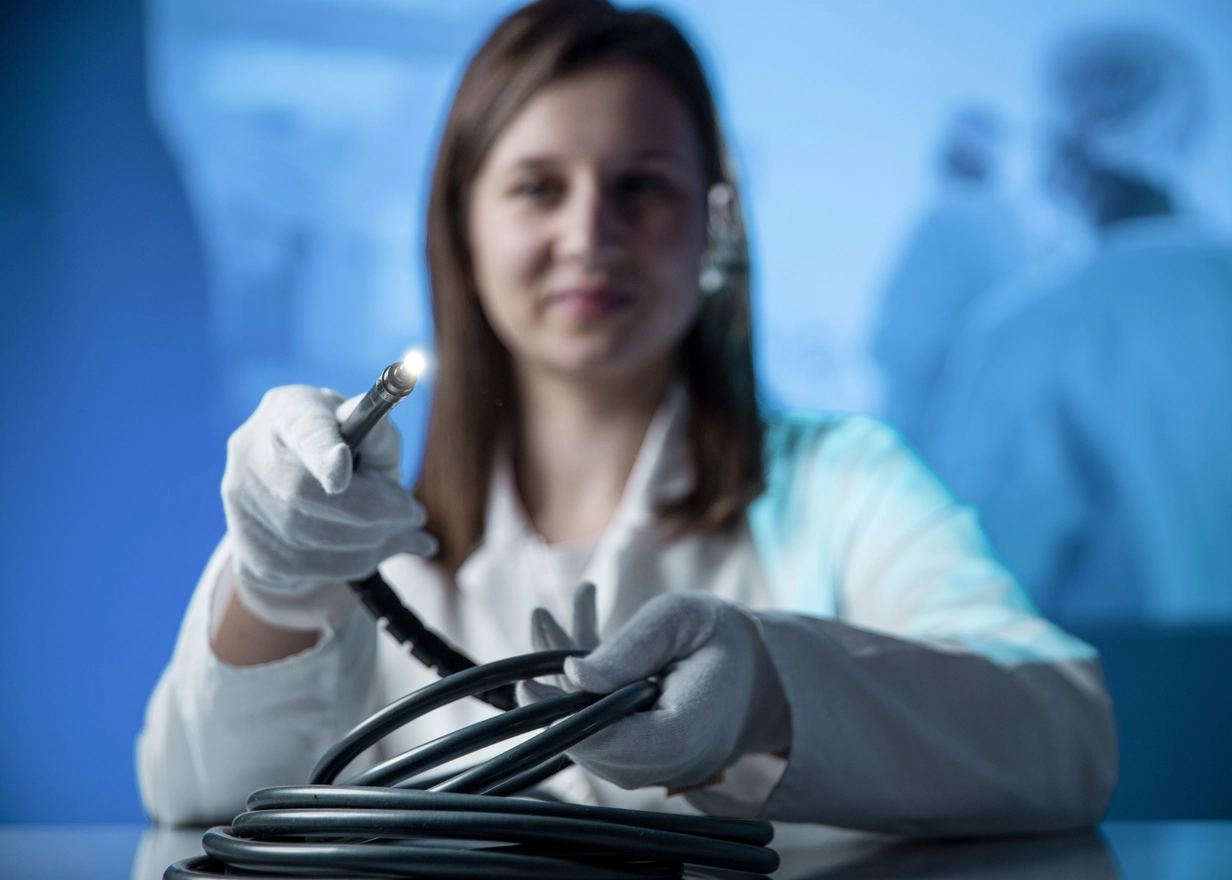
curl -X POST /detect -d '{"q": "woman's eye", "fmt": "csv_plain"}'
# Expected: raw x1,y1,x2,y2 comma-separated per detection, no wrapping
619,172,672,199
513,178,562,202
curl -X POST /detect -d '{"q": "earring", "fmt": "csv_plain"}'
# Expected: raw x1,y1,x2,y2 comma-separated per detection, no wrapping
700,182,741,295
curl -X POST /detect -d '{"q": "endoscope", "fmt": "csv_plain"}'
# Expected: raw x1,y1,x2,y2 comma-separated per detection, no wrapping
165,354,780,879
337,351,518,711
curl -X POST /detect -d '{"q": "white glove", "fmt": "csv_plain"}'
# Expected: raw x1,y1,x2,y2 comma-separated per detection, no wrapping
221,384,437,631
518,584,790,791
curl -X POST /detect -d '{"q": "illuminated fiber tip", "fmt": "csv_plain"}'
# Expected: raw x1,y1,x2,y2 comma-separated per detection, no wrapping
400,347,429,381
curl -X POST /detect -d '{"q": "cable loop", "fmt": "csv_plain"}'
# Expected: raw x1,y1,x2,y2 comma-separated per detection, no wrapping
168,650,780,878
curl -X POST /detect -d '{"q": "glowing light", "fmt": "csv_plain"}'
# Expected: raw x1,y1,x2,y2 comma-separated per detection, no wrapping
401,347,429,379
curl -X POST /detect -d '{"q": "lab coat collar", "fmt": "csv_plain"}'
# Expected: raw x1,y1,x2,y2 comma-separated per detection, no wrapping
612,378,694,530
455,380,693,598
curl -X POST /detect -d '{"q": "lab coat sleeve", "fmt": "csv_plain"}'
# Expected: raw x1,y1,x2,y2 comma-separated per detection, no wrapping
748,418,1117,834
136,535,381,825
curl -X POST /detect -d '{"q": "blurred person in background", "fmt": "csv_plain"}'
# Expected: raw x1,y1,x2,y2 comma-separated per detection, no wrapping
872,106,1027,447
920,23,1232,625
138,0,1115,833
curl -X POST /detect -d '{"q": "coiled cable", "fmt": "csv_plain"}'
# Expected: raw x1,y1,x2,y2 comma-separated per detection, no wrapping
167,365,777,876
166,649,780,878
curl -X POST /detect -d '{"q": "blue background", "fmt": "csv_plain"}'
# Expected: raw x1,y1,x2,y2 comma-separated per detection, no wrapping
1,1,227,823
0,0,1229,823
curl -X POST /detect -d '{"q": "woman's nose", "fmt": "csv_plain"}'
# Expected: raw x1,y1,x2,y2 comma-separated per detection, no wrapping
556,181,626,267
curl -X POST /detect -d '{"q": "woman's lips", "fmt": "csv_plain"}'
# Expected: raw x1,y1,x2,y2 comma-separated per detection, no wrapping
549,285,634,320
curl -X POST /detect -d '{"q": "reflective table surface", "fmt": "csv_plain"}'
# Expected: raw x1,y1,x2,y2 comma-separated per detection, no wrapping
2,821,1228,879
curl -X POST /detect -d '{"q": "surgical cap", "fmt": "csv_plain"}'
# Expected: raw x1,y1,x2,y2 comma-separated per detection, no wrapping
1045,24,1209,189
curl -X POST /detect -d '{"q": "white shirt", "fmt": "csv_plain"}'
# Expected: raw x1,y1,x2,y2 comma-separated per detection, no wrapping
138,384,1117,833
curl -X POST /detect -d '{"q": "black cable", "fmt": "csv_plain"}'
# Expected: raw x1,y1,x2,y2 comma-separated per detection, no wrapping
345,689,597,788
168,365,778,877
167,649,780,878
311,651,582,784
338,360,517,712
349,570,518,710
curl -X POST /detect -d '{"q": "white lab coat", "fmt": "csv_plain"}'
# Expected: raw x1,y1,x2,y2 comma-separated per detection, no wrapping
920,215,1232,625
137,384,1116,835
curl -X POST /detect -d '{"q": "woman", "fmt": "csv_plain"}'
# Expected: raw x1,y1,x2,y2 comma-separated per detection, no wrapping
138,0,1116,833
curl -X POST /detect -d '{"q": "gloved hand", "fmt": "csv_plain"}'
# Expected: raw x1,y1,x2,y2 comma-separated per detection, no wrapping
221,384,437,631
518,584,790,791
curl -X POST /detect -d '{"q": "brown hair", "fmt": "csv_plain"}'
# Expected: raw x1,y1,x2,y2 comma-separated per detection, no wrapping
415,0,763,574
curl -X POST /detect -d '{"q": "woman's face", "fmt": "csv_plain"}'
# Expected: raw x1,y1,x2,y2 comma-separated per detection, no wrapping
469,62,708,386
